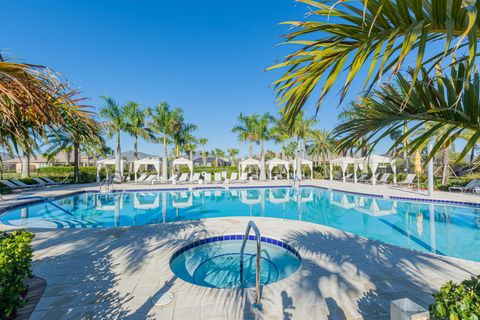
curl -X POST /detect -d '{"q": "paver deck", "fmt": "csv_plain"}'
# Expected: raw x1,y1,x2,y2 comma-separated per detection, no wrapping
1,179,479,319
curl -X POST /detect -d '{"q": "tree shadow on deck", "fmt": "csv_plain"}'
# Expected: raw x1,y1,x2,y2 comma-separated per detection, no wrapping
283,229,479,319
29,221,207,319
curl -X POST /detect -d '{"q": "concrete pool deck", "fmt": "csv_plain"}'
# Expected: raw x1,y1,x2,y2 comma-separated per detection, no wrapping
1,179,480,319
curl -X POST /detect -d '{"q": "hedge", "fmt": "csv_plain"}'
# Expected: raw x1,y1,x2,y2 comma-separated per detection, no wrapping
0,231,34,319
36,166,107,183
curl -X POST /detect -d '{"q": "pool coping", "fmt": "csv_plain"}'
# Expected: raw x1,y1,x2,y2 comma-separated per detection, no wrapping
2,183,480,216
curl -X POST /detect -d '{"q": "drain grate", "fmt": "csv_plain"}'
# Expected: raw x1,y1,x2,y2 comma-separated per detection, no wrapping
151,292,174,307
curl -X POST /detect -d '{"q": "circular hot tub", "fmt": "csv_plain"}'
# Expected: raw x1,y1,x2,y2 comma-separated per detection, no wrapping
170,235,301,288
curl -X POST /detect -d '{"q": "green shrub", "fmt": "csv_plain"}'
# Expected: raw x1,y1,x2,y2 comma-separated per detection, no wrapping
0,231,34,319
430,275,480,319
37,166,106,183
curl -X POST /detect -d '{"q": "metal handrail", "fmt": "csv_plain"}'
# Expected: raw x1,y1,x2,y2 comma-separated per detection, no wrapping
292,175,301,188
100,177,113,193
239,220,262,307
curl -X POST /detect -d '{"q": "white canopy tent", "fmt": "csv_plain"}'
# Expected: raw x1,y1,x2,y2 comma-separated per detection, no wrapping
266,158,289,179
133,157,161,181
239,158,260,176
354,155,396,185
329,157,356,182
289,159,313,179
96,159,132,183
172,157,194,179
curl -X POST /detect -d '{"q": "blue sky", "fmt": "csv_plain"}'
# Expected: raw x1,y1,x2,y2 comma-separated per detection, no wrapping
3,0,379,157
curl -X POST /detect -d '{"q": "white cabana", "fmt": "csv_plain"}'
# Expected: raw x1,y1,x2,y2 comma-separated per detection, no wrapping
266,158,289,179
239,158,260,176
172,157,194,178
133,157,161,181
289,159,313,179
354,155,396,185
96,159,132,183
329,157,355,182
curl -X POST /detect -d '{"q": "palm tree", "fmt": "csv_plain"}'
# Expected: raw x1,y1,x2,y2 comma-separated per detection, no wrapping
45,111,103,182
184,143,197,161
227,148,239,166
213,148,225,166
335,61,480,167
254,113,274,181
172,121,197,157
308,130,336,178
198,138,208,166
271,118,291,159
269,0,480,124
289,112,317,178
149,102,182,180
124,102,153,161
232,113,259,158
99,96,126,182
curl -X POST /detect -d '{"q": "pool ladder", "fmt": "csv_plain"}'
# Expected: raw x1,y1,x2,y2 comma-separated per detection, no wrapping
239,220,262,308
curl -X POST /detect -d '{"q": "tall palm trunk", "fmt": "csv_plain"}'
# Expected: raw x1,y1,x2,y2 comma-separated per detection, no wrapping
403,122,410,172
114,132,122,183
73,141,80,183
259,140,266,180
249,141,253,158
133,136,138,161
189,150,193,161
442,147,449,185
176,145,180,157
296,139,302,179
470,146,476,163
281,141,285,160
202,146,206,166
21,149,30,178
322,155,327,179
162,132,168,181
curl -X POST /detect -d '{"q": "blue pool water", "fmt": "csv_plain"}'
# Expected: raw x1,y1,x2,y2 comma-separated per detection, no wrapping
170,237,301,288
1,187,480,261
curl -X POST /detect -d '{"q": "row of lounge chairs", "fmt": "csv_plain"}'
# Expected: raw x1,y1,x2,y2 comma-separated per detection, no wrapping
133,172,251,185
0,177,64,190
339,173,417,187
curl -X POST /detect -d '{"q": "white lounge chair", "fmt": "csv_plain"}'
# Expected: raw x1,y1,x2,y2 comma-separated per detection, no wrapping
41,177,66,185
356,174,368,183
11,179,43,189
33,178,53,186
398,174,416,187
135,173,148,184
377,173,391,184
191,173,201,183
214,172,222,183
142,175,158,184
177,173,189,184
0,180,27,190
204,173,212,183
229,172,238,183
238,172,248,183
449,179,480,193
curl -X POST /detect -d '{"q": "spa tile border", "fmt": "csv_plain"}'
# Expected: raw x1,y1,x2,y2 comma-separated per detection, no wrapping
170,234,302,262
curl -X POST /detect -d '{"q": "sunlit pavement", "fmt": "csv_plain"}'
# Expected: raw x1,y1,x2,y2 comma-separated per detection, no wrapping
2,179,480,319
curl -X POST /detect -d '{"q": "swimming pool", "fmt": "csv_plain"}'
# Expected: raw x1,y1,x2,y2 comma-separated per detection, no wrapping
1,187,480,261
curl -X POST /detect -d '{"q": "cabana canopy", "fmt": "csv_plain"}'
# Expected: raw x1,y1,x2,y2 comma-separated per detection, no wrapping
265,158,289,179
239,158,260,175
354,155,396,185
133,157,161,181
172,157,193,175
96,159,132,182
329,157,355,182
289,159,313,179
